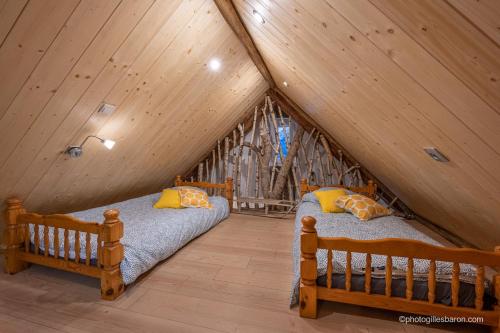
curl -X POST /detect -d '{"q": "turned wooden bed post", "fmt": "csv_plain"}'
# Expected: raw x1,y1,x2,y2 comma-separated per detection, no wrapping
175,175,182,187
367,180,377,198
225,177,233,211
300,179,308,198
494,246,500,332
100,209,124,300
4,197,27,274
300,216,318,318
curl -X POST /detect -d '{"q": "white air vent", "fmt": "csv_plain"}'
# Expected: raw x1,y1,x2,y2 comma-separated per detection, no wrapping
97,103,116,115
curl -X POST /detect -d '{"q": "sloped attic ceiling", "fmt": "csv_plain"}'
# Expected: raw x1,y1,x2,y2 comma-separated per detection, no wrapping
233,0,500,249
0,0,268,215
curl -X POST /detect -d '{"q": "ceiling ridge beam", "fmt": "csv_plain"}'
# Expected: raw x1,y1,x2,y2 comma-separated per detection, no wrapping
214,0,276,88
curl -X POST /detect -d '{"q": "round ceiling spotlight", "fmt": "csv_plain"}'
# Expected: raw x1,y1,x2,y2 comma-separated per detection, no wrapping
208,58,221,71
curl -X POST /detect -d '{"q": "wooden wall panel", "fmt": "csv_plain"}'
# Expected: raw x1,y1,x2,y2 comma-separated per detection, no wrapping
0,0,268,236
234,0,500,249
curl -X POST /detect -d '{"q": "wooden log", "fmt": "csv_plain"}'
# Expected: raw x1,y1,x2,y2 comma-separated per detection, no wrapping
100,209,124,301
406,257,414,300
270,126,304,199
307,132,320,182
232,129,238,181
205,159,209,187
300,216,318,318
224,136,229,180
236,123,244,211
315,143,325,186
4,198,27,274
338,150,344,185
245,107,258,203
217,139,222,183
198,162,203,182
211,149,216,184
428,259,436,303
320,134,335,184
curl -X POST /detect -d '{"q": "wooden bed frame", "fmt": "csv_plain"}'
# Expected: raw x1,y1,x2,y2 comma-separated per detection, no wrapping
3,176,233,300
299,179,500,331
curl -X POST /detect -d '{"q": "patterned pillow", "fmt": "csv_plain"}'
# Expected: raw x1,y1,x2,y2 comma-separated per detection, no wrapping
336,194,391,221
179,188,212,208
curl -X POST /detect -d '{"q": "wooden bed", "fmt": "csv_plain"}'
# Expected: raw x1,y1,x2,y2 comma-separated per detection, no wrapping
299,179,500,331
3,176,233,300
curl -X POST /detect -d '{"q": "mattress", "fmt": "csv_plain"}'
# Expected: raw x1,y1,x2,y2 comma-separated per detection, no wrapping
31,193,230,284
290,192,490,308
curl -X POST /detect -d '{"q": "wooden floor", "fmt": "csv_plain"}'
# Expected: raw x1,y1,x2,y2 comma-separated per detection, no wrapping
0,214,487,332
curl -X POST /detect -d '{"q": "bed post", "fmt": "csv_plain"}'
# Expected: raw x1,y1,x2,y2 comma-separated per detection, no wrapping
100,209,124,300
300,216,318,318
225,177,233,211
300,179,308,198
493,246,500,333
175,175,182,187
367,180,377,199
4,197,28,274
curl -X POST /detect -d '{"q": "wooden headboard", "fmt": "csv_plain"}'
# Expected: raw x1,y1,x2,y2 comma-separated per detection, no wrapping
299,179,377,199
174,175,233,210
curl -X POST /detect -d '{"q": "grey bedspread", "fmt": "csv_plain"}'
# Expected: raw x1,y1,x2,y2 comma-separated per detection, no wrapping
290,193,478,306
32,193,229,285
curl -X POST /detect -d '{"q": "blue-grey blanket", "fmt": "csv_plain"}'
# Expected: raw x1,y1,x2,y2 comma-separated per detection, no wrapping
32,193,229,285
290,193,477,305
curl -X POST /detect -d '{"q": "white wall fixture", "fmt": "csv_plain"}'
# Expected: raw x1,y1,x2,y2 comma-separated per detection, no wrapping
65,135,116,158
424,147,449,162
97,103,116,115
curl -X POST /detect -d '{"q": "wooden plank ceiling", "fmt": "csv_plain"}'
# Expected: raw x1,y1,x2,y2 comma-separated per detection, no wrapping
233,0,500,249
0,0,268,218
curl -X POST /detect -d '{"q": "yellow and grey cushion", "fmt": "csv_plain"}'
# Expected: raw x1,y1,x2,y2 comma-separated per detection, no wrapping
179,188,212,208
336,194,391,221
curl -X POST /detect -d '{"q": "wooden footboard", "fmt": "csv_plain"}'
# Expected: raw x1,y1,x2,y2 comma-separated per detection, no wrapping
300,216,500,330
4,198,125,300
175,175,234,210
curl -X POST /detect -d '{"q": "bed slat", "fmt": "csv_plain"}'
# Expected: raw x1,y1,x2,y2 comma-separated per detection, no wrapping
75,231,80,263
24,224,29,252
475,265,484,310
97,232,101,268
406,257,414,300
53,227,59,259
385,256,392,297
346,251,352,291
327,249,332,288
365,253,371,294
452,262,460,307
428,260,436,304
34,224,40,255
64,229,69,261
43,225,49,257
85,232,91,266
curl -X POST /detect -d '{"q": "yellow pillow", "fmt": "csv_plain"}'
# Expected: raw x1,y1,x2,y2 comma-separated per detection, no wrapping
179,188,212,208
154,189,183,209
314,189,347,213
336,194,392,221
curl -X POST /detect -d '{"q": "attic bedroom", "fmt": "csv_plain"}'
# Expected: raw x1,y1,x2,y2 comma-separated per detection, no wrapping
0,0,499,332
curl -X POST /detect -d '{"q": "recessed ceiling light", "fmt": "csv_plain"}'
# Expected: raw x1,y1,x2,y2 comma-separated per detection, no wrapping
424,147,449,162
253,10,265,24
208,58,221,71
283,81,289,87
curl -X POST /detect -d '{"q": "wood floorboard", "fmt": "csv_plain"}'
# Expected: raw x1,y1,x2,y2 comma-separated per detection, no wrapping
0,214,486,332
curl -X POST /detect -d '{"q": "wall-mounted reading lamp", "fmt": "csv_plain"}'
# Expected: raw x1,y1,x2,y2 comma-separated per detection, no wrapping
65,135,115,158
